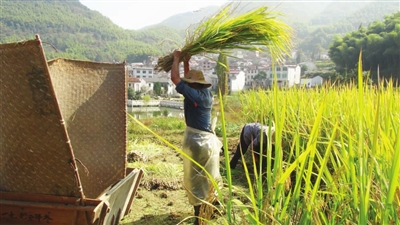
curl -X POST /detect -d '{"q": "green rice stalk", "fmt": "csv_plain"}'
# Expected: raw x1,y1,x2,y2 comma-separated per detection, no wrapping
348,137,359,210
309,121,339,210
231,199,260,224
357,50,369,224
279,133,301,223
218,89,234,224
255,116,266,221
271,79,286,219
230,67,398,223
302,100,326,221
239,146,261,223
384,126,400,224
154,3,293,72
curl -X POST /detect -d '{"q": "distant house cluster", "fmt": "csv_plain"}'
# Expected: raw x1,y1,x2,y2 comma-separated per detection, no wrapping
126,62,175,96
126,51,324,97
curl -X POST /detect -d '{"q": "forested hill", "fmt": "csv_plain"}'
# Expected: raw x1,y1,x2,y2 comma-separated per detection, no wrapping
159,1,398,57
1,0,398,64
0,0,183,63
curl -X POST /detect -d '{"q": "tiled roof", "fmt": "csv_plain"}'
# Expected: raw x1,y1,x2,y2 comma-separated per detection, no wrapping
127,77,141,82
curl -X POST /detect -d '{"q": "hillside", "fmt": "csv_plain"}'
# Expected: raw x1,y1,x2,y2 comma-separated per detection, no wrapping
159,1,398,53
1,0,398,63
0,0,183,63
144,5,221,31
153,2,330,34
159,1,397,32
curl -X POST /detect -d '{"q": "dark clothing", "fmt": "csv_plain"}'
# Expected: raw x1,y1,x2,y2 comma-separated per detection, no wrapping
176,80,213,132
230,123,275,169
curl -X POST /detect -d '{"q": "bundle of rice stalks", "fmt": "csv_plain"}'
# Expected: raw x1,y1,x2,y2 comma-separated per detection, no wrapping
154,3,294,73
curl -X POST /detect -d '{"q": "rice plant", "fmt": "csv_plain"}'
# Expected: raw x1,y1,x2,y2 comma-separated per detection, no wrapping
154,3,293,72
133,3,399,221
227,53,400,224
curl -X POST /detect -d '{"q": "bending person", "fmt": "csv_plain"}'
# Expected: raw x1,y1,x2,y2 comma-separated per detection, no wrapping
230,122,275,170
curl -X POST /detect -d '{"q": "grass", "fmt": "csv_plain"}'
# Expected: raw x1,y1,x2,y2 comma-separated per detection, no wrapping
125,57,399,224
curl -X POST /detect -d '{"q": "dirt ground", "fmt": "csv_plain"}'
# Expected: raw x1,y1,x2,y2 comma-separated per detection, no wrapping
120,128,243,225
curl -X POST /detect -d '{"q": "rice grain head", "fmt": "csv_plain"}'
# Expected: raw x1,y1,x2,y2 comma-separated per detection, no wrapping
154,3,293,73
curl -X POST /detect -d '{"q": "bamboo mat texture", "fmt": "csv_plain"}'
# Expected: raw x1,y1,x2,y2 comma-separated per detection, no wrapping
0,37,127,199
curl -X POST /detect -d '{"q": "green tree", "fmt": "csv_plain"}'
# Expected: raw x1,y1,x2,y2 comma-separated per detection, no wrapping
127,87,134,100
329,11,399,81
300,64,308,76
126,53,150,63
133,91,142,100
215,53,229,98
0,1,182,62
161,83,169,95
252,70,267,88
296,49,305,64
142,95,151,106
153,82,162,96
254,71,267,81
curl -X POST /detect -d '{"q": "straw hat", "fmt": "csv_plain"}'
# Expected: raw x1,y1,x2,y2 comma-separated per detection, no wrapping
181,70,211,88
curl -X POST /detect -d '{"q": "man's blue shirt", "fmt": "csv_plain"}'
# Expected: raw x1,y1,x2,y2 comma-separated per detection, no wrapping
176,81,212,132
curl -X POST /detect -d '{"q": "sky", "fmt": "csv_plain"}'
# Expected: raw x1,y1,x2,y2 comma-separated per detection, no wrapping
79,0,228,30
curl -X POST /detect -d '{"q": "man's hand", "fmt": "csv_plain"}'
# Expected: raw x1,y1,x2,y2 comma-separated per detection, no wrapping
174,50,191,62
173,49,181,60
171,50,182,85
182,53,191,63
173,49,191,76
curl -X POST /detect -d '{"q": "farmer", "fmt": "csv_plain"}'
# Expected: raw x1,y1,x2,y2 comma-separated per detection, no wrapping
230,122,275,170
171,49,222,225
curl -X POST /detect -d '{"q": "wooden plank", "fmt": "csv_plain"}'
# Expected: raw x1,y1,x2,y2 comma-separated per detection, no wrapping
0,203,90,225
123,168,143,216
0,199,97,211
0,192,101,206
0,193,108,225
98,168,143,224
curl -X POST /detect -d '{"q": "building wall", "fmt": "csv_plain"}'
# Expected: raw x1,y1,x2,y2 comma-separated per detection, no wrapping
200,59,216,72
205,73,219,92
229,71,245,92
167,83,176,96
301,76,323,87
127,66,154,79
127,80,146,92
245,68,260,86
264,65,301,87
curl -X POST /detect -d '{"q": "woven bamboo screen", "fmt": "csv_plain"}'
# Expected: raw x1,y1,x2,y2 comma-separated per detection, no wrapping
0,37,127,199
0,39,80,197
47,58,126,198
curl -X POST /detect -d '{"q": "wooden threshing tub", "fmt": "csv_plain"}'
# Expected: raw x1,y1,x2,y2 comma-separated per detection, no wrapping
0,35,143,225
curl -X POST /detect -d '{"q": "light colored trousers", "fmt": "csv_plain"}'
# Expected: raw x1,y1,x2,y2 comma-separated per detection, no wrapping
182,126,222,206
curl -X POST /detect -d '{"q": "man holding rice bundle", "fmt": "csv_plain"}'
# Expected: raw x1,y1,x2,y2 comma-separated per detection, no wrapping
171,50,222,225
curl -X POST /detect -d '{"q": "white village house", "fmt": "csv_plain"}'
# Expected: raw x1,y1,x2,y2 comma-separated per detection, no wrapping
126,65,153,94
127,77,146,92
243,65,269,88
126,52,303,97
228,69,246,92
143,77,176,96
243,65,301,89
265,65,301,88
126,64,179,96
127,63,154,79
300,75,324,88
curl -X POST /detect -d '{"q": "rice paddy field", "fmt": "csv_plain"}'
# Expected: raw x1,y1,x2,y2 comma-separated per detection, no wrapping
123,4,399,223
123,76,399,224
